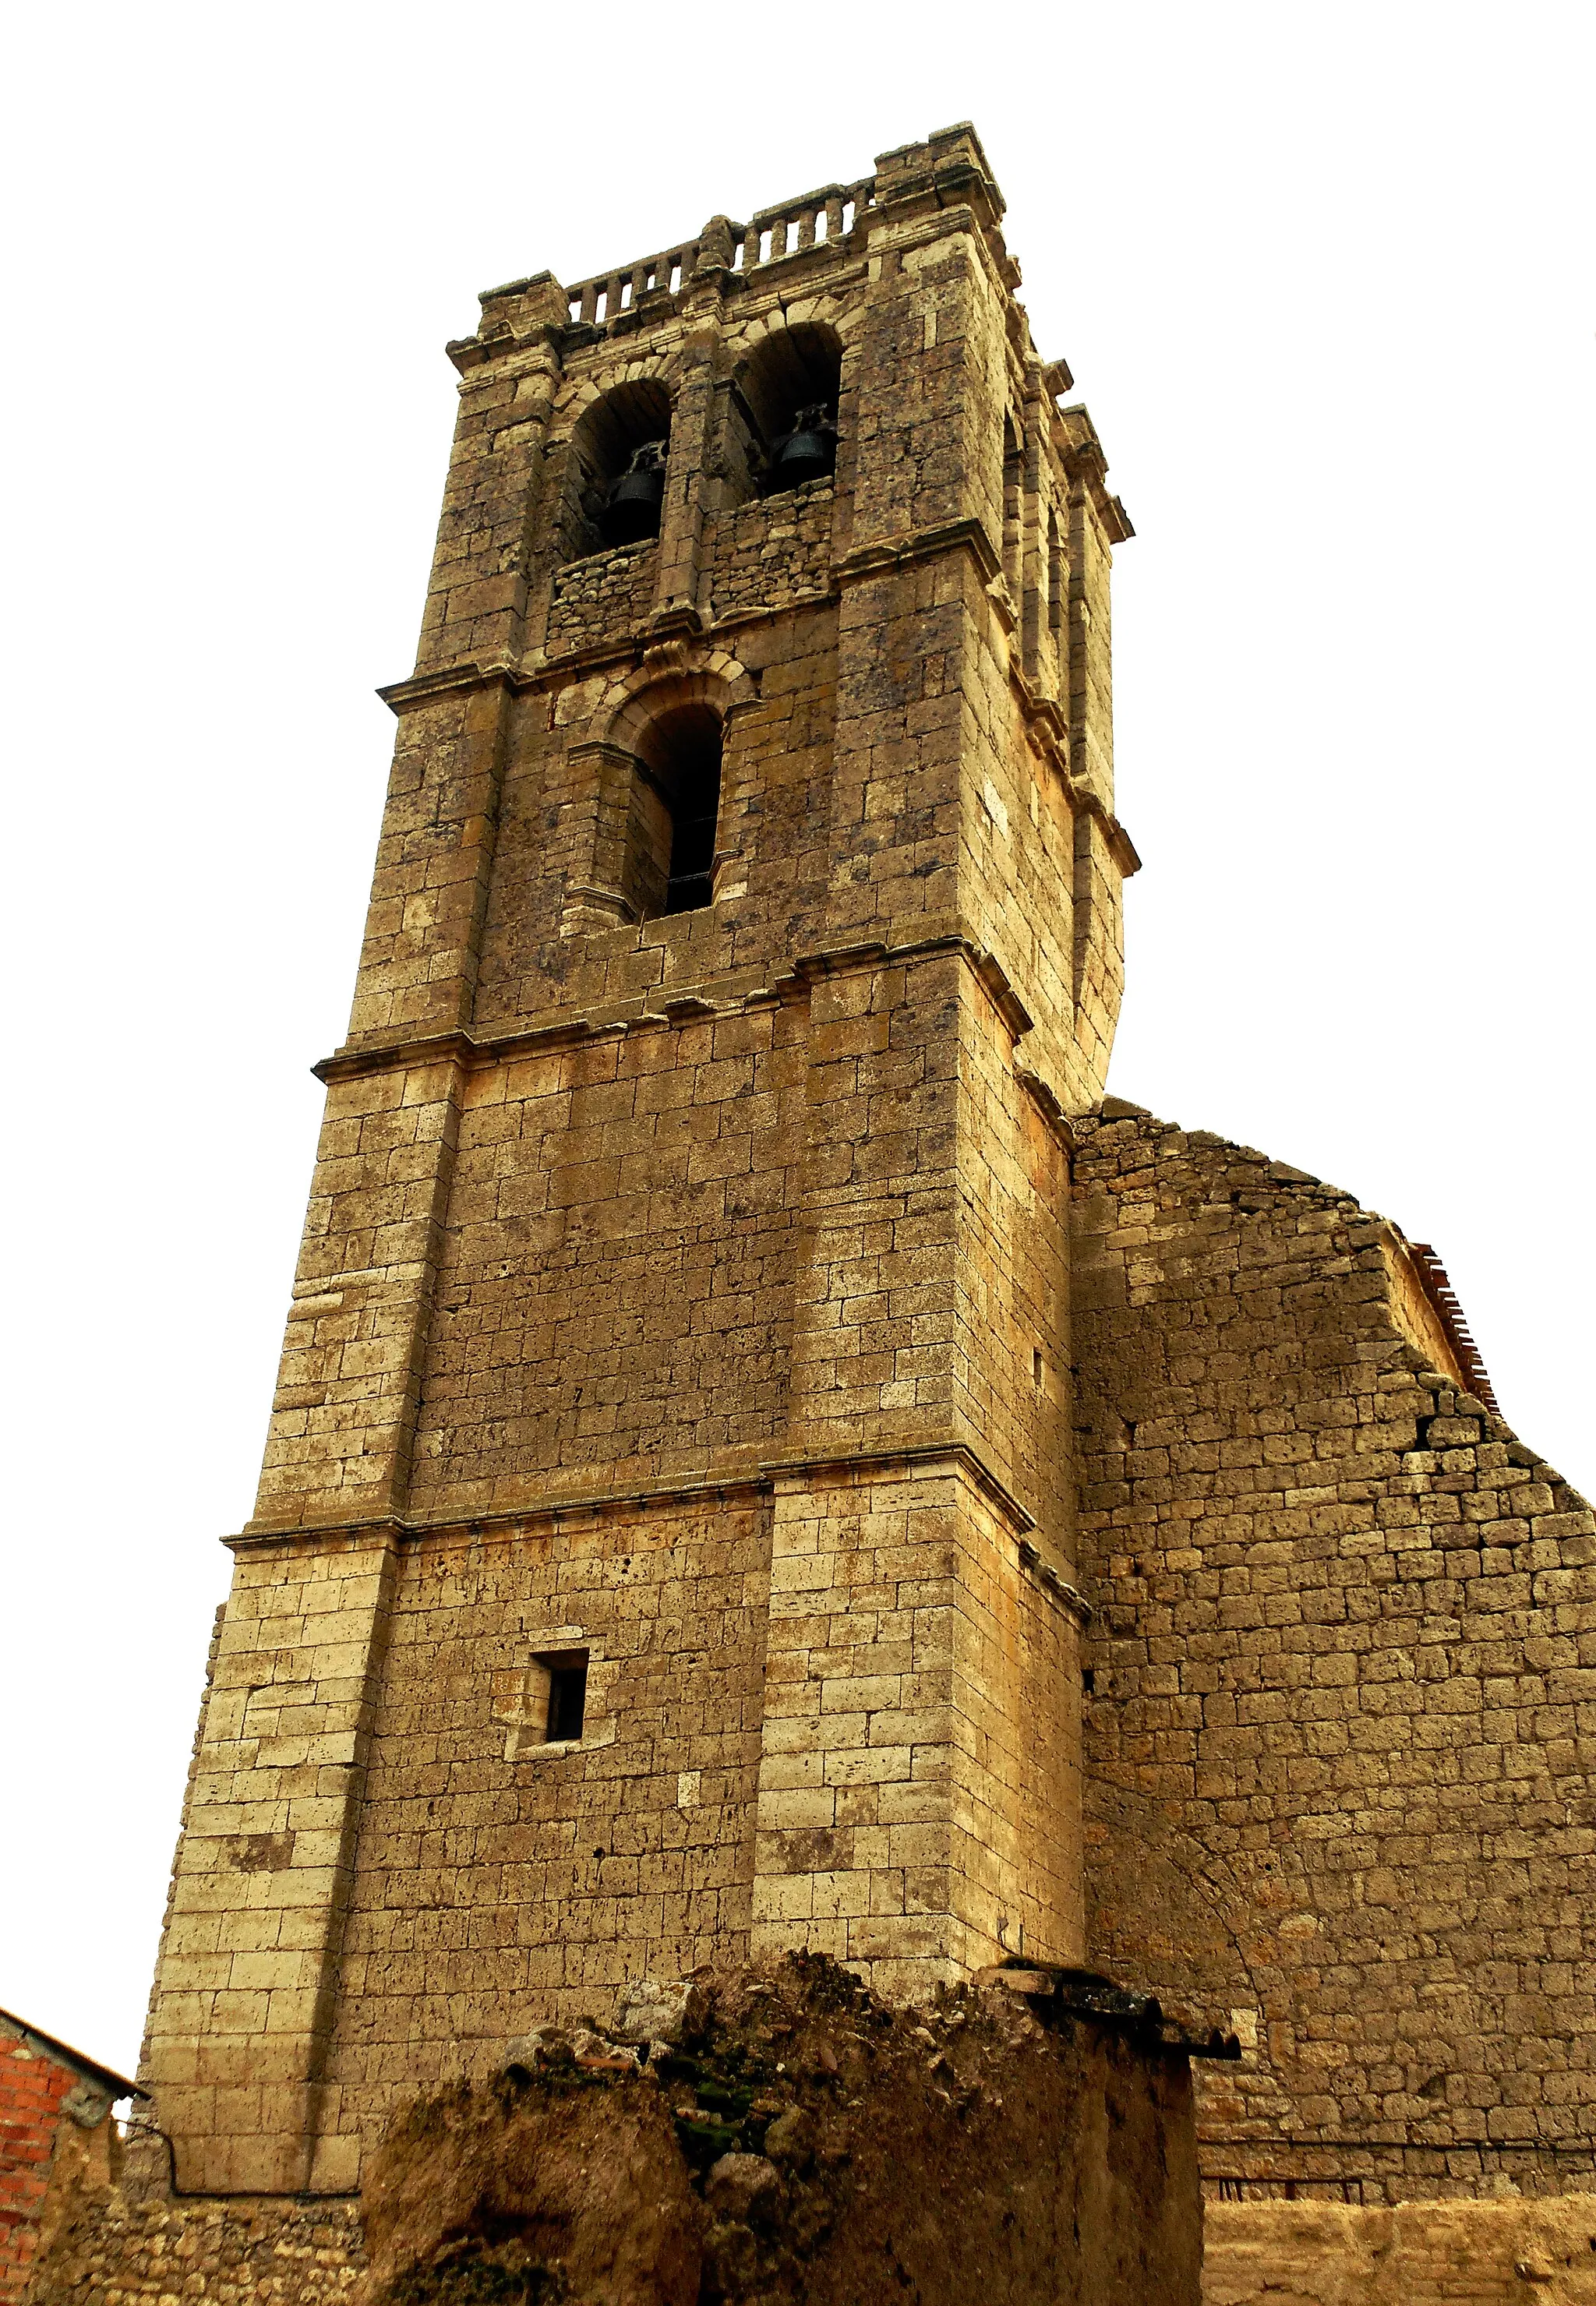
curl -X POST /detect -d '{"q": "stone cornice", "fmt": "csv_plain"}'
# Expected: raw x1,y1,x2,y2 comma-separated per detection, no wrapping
377,659,517,714
228,1438,1054,1563
311,931,1039,1085
1007,665,1141,879
762,1440,1036,1538
1054,403,1135,543
834,513,1001,588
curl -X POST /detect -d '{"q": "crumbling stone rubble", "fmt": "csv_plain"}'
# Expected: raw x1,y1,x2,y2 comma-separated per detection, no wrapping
359,1956,1202,2306
31,1960,1203,2304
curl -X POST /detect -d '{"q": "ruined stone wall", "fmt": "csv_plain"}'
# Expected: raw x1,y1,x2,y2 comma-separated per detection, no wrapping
28,2154,365,2306
1072,1102,1596,2203
37,1965,1202,2306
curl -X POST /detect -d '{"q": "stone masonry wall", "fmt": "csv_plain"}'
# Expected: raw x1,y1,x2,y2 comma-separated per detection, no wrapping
1204,2193,1596,2304
705,481,834,623
28,2156,365,2306
1071,1102,1596,2205
311,1491,772,2161
546,539,658,656
406,1002,809,1511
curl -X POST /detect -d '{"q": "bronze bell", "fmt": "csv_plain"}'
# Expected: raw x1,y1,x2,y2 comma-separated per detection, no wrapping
769,403,838,490
601,439,668,546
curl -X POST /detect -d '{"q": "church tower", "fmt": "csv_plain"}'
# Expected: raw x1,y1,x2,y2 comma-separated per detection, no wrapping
142,125,1137,2195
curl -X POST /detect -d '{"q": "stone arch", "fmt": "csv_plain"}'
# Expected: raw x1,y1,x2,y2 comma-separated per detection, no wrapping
1083,1779,1304,2138
578,655,758,926
718,292,865,507
549,357,690,564
600,655,757,754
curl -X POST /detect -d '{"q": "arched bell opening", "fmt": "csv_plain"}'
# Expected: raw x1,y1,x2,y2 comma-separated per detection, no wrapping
560,378,673,563
624,701,726,920
722,323,842,505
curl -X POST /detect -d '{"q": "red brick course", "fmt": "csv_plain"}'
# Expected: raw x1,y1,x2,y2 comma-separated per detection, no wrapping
0,2032,74,2304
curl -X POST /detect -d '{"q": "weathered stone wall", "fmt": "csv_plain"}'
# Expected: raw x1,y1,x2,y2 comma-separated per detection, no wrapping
1204,2193,1596,2304
705,482,834,622
312,1492,772,2156
546,540,658,655
406,1003,809,1505
29,2142,365,2306
1072,1102,1596,2202
751,1461,1083,1997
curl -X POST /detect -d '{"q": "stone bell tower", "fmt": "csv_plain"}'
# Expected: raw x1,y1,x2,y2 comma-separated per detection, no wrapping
140,123,1137,2196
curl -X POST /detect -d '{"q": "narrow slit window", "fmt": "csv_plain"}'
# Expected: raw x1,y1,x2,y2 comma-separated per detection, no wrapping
1048,507,1065,644
662,717,722,913
1002,413,1024,597
546,1655,588,1744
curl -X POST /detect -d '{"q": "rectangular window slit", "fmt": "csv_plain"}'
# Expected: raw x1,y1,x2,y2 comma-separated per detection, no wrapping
545,1655,588,1743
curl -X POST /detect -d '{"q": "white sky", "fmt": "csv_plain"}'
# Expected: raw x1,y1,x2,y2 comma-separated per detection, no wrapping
3,2,1591,2080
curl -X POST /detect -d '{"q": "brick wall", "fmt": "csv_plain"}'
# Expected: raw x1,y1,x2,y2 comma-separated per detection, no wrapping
0,2026,73,2303
0,2018,127,2306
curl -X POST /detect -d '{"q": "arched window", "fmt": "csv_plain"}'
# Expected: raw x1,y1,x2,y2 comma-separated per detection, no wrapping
724,323,843,504
624,703,725,920
560,378,673,563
